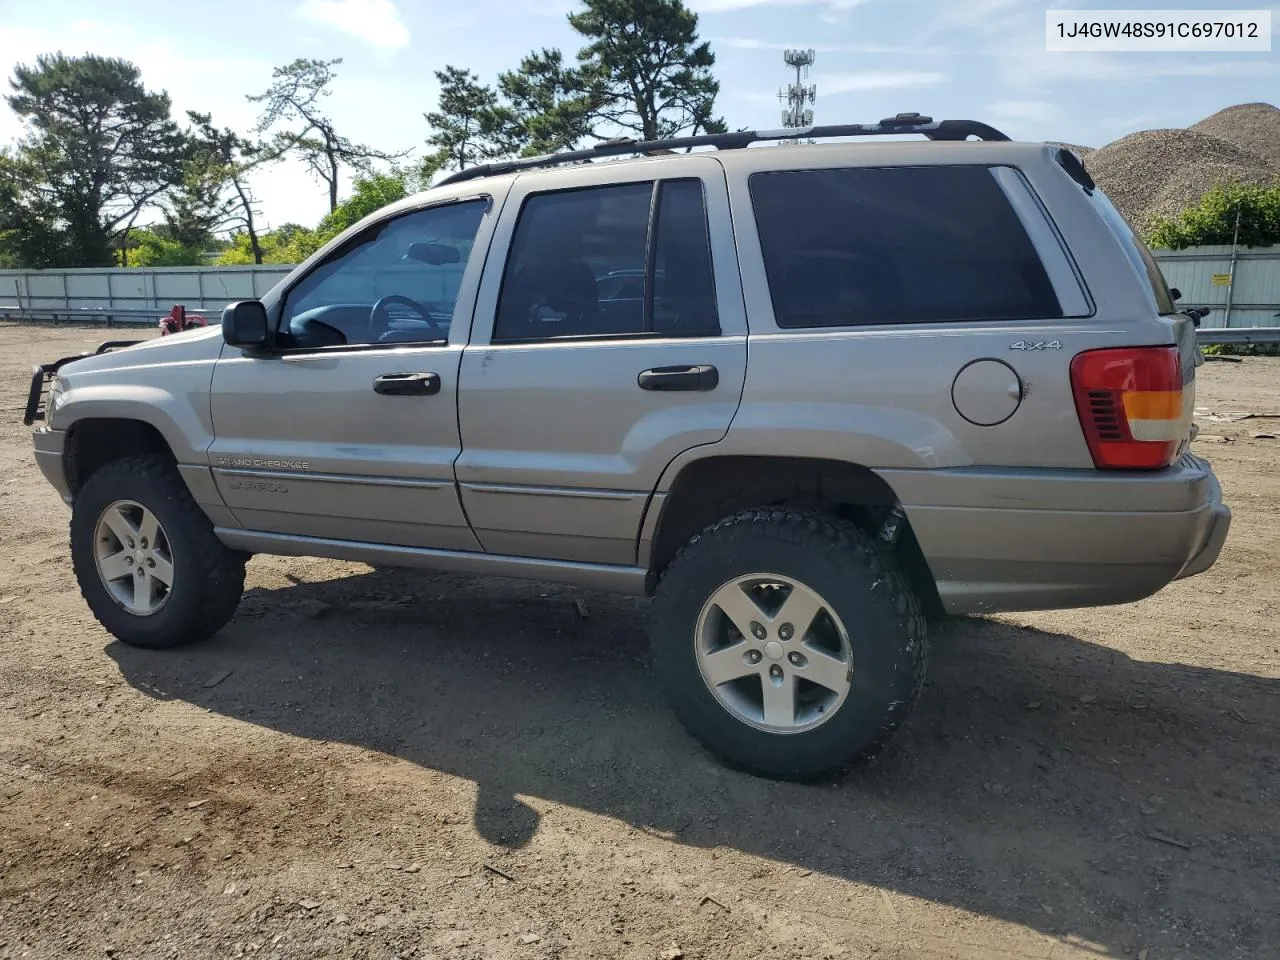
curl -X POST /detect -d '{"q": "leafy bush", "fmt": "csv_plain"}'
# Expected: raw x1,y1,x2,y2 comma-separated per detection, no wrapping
314,171,410,240
117,228,205,266
215,223,320,265
1201,342,1280,357
1147,184,1280,250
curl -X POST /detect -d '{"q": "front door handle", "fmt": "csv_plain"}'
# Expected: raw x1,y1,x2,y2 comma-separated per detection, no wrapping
637,364,719,392
373,372,441,396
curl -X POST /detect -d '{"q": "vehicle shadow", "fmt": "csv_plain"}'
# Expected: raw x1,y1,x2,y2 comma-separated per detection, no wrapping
108,565,1279,959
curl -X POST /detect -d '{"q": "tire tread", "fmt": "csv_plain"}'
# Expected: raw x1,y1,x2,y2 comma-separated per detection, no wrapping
70,455,246,649
651,505,928,780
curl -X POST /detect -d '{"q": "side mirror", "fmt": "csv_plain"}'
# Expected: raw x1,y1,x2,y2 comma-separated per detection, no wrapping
405,241,460,265
222,300,269,347
1170,287,1182,301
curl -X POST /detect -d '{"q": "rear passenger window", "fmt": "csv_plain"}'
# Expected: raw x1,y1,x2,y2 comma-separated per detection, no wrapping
652,179,719,335
749,166,1064,328
494,179,719,341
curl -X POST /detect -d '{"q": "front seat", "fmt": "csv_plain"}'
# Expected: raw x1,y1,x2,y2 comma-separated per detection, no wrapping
495,257,601,340
538,258,601,336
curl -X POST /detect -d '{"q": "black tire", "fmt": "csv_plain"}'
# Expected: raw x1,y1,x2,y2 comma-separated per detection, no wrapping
650,506,928,781
70,455,247,649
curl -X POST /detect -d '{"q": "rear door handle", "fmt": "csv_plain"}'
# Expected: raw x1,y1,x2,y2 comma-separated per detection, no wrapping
373,372,441,396
637,365,719,392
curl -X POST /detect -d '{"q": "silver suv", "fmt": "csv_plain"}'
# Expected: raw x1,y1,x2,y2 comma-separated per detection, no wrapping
25,115,1231,780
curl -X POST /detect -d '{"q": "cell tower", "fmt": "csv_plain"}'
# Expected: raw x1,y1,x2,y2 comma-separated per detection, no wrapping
779,48,816,141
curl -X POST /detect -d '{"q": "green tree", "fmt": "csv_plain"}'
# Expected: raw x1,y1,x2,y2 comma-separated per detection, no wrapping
314,170,412,240
569,0,725,141
490,0,724,161
497,49,596,156
421,66,514,179
2,52,187,267
1147,183,1280,250
184,112,280,264
0,147,69,267
159,150,234,256
250,58,406,213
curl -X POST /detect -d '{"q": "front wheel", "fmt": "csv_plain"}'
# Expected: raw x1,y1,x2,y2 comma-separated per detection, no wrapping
70,455,247,649
650,507,927,781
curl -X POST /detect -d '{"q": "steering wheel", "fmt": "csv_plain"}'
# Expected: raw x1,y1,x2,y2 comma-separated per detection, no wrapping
369,294,443,339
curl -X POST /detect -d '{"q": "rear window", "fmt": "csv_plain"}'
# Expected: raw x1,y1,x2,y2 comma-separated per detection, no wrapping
748,166,1064,328
1087,188,1178,315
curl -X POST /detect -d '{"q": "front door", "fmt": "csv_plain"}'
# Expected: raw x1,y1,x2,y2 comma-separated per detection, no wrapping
455,157,748,565
208,194,498,550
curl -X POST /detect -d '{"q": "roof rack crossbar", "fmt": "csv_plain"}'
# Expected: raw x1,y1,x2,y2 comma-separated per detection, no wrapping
435,114,1011,186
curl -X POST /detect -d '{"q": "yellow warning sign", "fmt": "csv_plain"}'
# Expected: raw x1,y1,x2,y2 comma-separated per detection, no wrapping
1211,273,1232,286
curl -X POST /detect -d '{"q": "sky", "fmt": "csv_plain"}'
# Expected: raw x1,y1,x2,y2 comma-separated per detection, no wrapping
1,0,1277,230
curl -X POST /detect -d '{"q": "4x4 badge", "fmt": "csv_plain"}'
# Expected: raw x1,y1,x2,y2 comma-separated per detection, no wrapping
1009,339,1062,351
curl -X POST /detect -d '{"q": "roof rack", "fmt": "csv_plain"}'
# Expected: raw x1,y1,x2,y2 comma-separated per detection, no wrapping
436,113,1011,187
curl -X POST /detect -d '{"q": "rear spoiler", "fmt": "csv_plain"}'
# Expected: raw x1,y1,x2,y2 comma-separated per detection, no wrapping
22,340,142,426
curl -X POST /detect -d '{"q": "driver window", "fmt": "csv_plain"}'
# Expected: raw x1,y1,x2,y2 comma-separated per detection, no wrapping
279,198,488,349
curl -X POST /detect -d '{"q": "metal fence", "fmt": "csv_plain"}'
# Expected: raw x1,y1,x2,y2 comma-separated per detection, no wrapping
0,266,291,325
1152,244,1280,332
2,250,1279,342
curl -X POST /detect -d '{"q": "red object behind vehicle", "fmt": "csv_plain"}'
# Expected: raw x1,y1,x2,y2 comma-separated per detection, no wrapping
158,304,207,336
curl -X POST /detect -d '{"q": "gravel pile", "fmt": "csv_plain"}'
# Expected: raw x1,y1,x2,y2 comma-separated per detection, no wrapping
1190,102,1280,167
1084,119,1280,231
1048,142,1095,157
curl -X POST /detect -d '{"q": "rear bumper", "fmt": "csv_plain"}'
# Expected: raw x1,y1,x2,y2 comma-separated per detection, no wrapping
32,427,73,505
1173,478,1230,581
883,454,1231,615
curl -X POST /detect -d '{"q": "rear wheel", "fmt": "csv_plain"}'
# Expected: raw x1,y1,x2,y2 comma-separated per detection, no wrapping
650,507,927,781
70,455,246,649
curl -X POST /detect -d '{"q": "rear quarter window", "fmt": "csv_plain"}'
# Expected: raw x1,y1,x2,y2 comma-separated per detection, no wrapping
748,165,1065,328
1086,187,1178,315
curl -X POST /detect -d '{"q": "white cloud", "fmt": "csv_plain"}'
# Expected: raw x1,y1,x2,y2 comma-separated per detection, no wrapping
691,0,870,12
295,0,411,51
925,0,1028,32
820,70,948,94
532,0,577,16
916,0,1042,46
988,100,1059,122
712,36,945,54
1006,49,1280,88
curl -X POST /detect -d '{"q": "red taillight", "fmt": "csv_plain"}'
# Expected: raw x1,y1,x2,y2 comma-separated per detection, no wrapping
1069,346,1185,470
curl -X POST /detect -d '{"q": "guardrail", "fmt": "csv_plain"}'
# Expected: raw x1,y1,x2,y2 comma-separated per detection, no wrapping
1194,326,1280,345
0,306,172,326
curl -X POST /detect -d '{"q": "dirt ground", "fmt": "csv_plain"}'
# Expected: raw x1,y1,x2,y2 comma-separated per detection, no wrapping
0,322,1276,960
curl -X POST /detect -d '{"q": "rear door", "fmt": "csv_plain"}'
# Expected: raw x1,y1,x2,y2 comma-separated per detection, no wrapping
455,157,748,565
